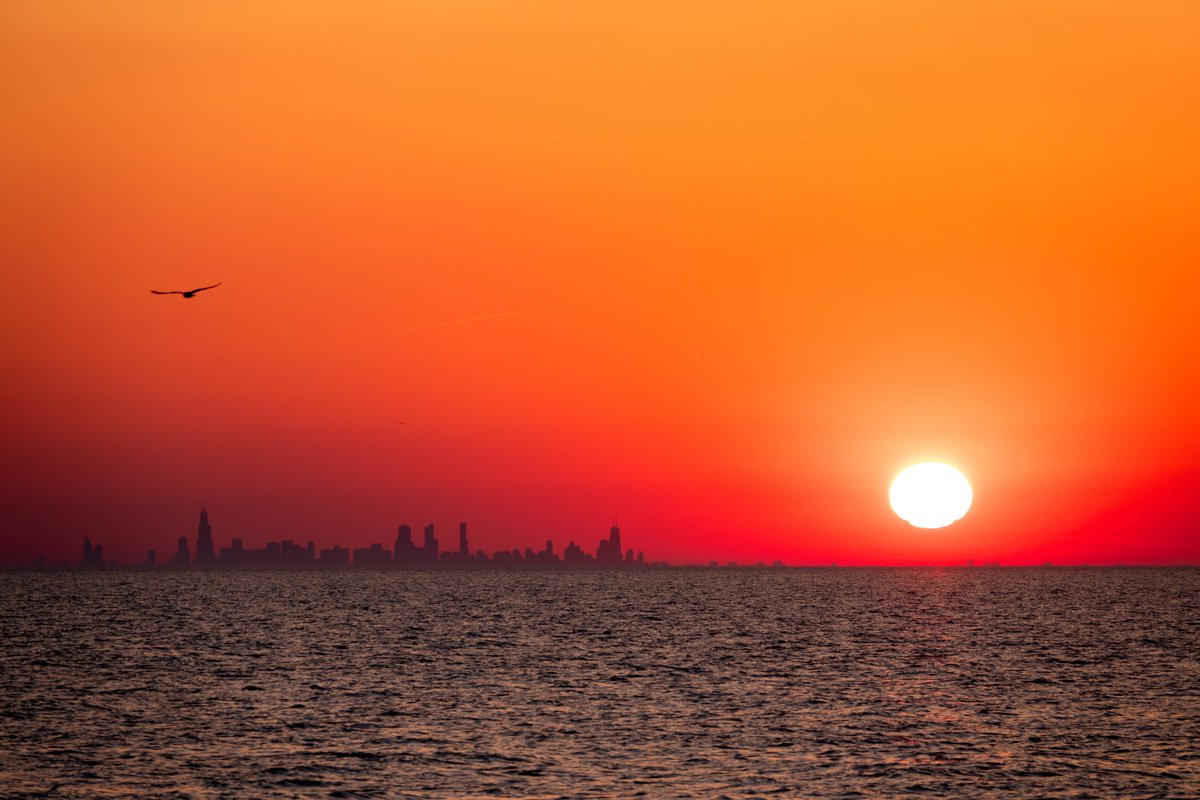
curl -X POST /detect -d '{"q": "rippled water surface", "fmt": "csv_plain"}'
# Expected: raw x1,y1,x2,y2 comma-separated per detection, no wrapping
2,568,1198,798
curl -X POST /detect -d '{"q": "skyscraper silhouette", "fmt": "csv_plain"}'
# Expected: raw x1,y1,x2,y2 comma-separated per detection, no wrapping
170,536,190,567
424,523,438,563
195,507,214,564
81,537,103,567
394,524,413,564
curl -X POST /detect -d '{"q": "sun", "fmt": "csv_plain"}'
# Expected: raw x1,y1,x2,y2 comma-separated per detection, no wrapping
889,462,973,529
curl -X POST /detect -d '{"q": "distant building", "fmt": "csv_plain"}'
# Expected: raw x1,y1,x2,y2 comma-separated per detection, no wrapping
170,536,190,567
564,540,585,565
81,537,104,567
423,524,438,563
320,545,350,565
279,539,313,566
195,507,215,565
594,526,624,565
354,543,390,567
394,524,414,564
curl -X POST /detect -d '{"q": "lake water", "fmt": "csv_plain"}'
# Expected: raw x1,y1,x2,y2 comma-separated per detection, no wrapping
2,568,1198,798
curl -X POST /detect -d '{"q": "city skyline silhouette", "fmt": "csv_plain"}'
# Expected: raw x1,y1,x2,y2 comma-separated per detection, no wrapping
45,508,662,571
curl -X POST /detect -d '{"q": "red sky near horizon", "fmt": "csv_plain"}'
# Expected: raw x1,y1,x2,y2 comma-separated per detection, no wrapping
2,1,1198,566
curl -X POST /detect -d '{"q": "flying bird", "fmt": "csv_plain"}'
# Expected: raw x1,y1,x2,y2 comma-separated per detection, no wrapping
150,282,222,298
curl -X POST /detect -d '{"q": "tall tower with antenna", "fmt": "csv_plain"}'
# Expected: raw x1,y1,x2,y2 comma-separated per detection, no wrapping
609,525,622,565
195,506,215,564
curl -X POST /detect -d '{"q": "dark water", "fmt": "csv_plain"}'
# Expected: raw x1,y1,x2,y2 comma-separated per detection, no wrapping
2,568,1198,799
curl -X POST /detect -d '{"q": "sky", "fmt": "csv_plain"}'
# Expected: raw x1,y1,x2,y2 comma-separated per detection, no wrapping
2,1,1198,566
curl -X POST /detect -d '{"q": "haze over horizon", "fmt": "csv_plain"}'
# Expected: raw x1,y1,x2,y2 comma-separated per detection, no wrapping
3,2,1198,567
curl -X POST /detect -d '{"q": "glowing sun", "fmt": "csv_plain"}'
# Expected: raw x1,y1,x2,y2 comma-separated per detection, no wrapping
889,462,973,529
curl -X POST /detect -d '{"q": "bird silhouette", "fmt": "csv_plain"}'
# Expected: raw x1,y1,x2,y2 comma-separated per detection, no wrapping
150,282,222,298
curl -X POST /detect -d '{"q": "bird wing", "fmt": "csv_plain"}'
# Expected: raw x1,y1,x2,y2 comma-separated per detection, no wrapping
150,290,183,295
190,282,223,293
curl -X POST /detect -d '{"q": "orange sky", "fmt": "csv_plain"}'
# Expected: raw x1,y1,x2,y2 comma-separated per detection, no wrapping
2,1,1198,565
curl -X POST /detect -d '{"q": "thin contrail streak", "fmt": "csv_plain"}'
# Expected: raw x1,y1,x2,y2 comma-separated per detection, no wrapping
327,309,531,343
